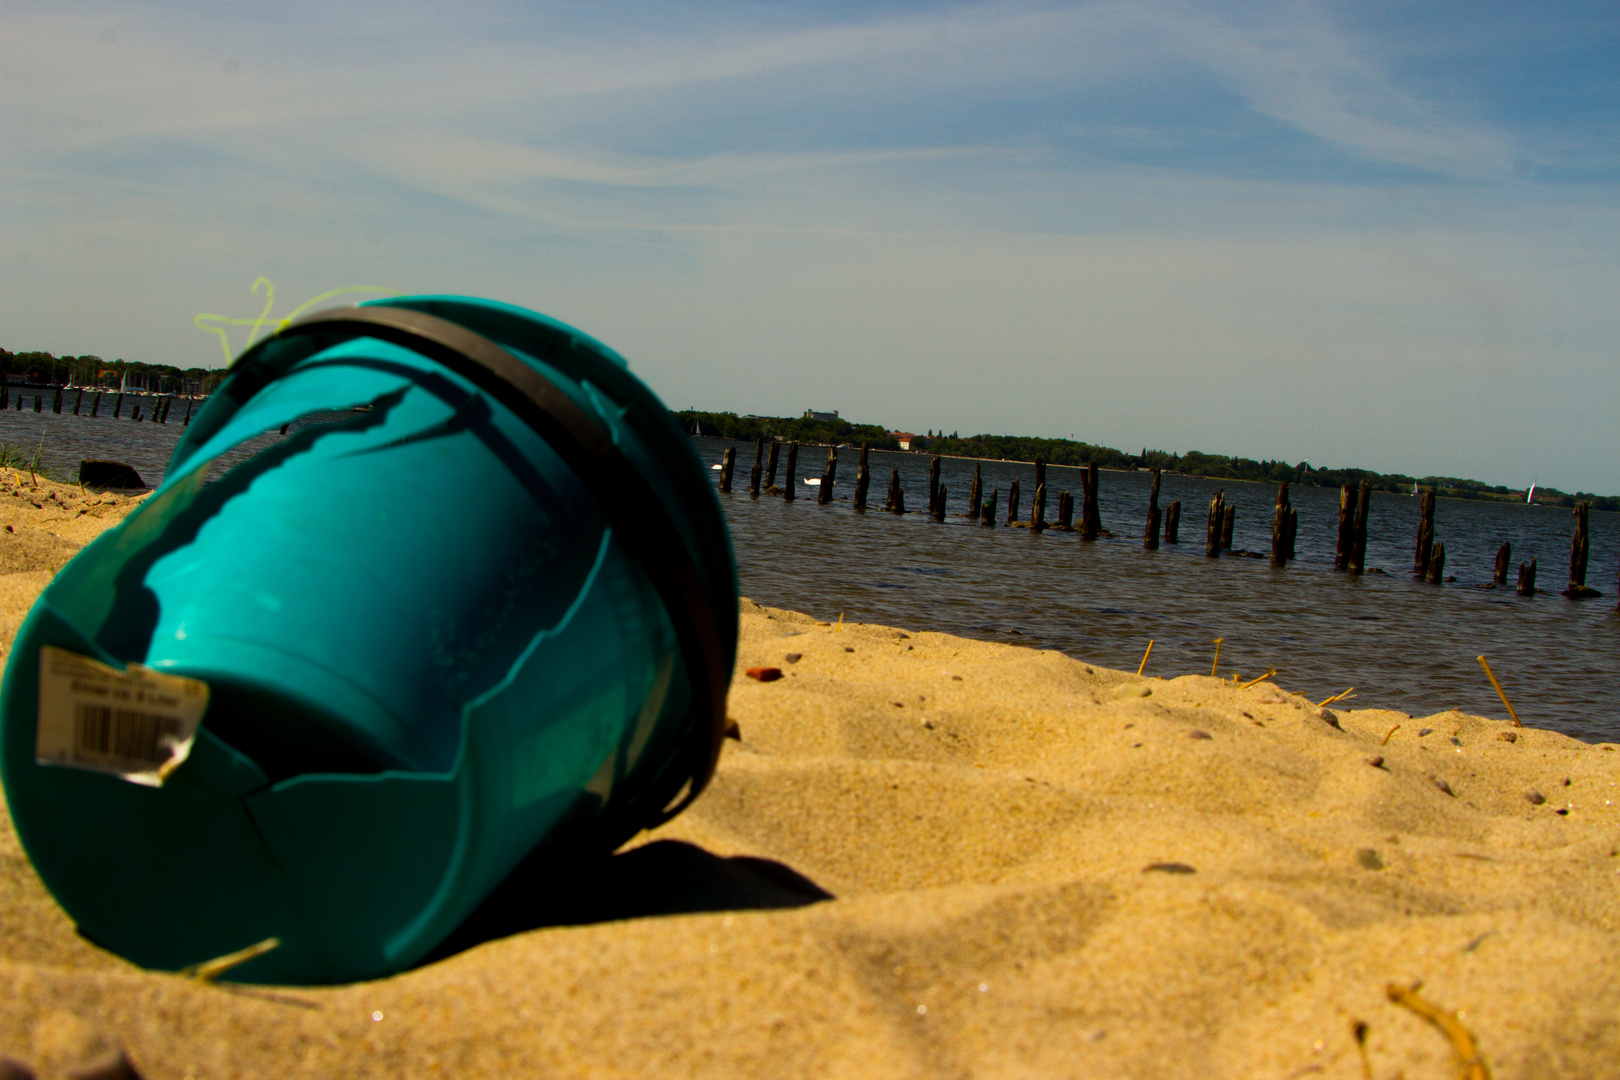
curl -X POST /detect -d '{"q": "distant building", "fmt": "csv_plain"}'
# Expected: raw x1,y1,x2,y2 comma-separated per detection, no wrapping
802,409,839,422
891,432,916,450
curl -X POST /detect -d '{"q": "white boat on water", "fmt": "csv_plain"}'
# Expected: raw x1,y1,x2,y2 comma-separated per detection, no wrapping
1528,481,1537,505
804,477,821,486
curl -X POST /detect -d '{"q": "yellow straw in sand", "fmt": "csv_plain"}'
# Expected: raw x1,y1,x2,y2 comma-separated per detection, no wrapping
1477,655,1523,728
1237,668,1277,691
1137,639,1154,676
180,937,281,983
1209,637,1223,678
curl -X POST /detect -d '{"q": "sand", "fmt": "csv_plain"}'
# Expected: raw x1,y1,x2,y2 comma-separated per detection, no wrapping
1,474,1618,1079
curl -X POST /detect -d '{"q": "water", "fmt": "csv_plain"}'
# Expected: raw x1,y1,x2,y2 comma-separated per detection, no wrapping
696,438,1620,744
5,403,1613,742
0,392,294,487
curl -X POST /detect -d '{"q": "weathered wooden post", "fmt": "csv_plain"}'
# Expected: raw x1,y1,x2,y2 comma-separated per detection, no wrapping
928,456,942,516
113,393,124,419
1057,490,1075,531
1347,480,1372,574
1164,500,1181,544
782,442,798,501
853,444,871,510
91,393,101,418
1144,468,1161,550
1205,489,1225,557
1286,506,1299,560
1567,501,1592,596
52,388,62,413
182,397,193,425
33,393,42,413
1493,541,1511,586
718,446,736,493
0,381,7,409
1007,478,1021,525
1413,489,1436,575
1517,558,1537,596
1220,505,1236,551
1031,484,1047,531
886,467,904,514
1334,485,1354,570
749,437,763,497
765,440,781,490
968,463,982,520
72,389,83,415
933,484,948,522
819,445,838,504
1080,462,1102,539
1425,541,1446,584
980,489,998,526
1270,481,1290,563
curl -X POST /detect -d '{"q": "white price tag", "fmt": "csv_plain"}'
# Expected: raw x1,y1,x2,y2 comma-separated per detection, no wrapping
35,645,210,787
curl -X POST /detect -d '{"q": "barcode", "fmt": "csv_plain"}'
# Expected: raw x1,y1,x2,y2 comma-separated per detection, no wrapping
73,704,185,767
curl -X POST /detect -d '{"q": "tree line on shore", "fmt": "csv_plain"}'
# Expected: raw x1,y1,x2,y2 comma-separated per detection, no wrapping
0,349,225,395
677,410,1617,511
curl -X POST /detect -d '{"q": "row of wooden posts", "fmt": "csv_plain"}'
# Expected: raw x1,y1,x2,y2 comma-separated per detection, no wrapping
717,441,1610,602
0,385,196,426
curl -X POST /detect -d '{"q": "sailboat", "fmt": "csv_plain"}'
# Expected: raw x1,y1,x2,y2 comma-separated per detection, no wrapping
1527,480,1537,505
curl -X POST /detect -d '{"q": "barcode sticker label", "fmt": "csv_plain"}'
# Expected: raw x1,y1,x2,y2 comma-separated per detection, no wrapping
35,646,209,787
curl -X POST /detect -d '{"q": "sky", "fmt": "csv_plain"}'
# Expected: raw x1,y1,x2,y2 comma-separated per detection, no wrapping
2,1,1617,491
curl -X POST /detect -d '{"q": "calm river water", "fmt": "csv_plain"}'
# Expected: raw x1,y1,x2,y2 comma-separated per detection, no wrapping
3,404,1612,743
694,438,1619,744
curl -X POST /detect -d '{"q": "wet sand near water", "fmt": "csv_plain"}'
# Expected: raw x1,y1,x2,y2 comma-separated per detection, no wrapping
1,482,1617,1078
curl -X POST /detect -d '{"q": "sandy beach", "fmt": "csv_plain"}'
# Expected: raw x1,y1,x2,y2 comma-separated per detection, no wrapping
2,475,1617,1079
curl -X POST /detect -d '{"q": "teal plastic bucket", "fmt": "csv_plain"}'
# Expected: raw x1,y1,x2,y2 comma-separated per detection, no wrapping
0,297,737,984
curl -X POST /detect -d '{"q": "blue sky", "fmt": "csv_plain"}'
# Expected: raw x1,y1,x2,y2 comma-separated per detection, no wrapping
3,1,1617,490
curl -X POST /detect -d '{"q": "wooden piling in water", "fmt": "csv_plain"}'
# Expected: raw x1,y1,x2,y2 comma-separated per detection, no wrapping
980,489,998,526
1144,468,1161,550
1080,462,1102,539
1205,489,1225,557
886,466,904,514
933,483,948,522
1220,505,1236,551
718,446,736,492
928,456,941,516
1031,482,1047,531
1494,541,1511,586
1413,489,1436,576
1270,481,1291,563
968,463,982,520
1425,541,1446,584
1057,490,1075,531
33,393,42,413
1565,501,1598,598
1348,480,1371,574
853,444,871,510
1164,500,1181,544
1334,485,1354,570
765,440,781,490
182,397,192,425
113,393,124,419
1007,478,1021,525
0,382,7,409
749,438,763,497
72,389,82,415
782,442,798,501
91,393,101,418
819,445,838,504
52,388,62,414
1517,557,1537,596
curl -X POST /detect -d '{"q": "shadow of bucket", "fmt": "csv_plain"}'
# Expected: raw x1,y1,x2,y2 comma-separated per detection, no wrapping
0,297,737,984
